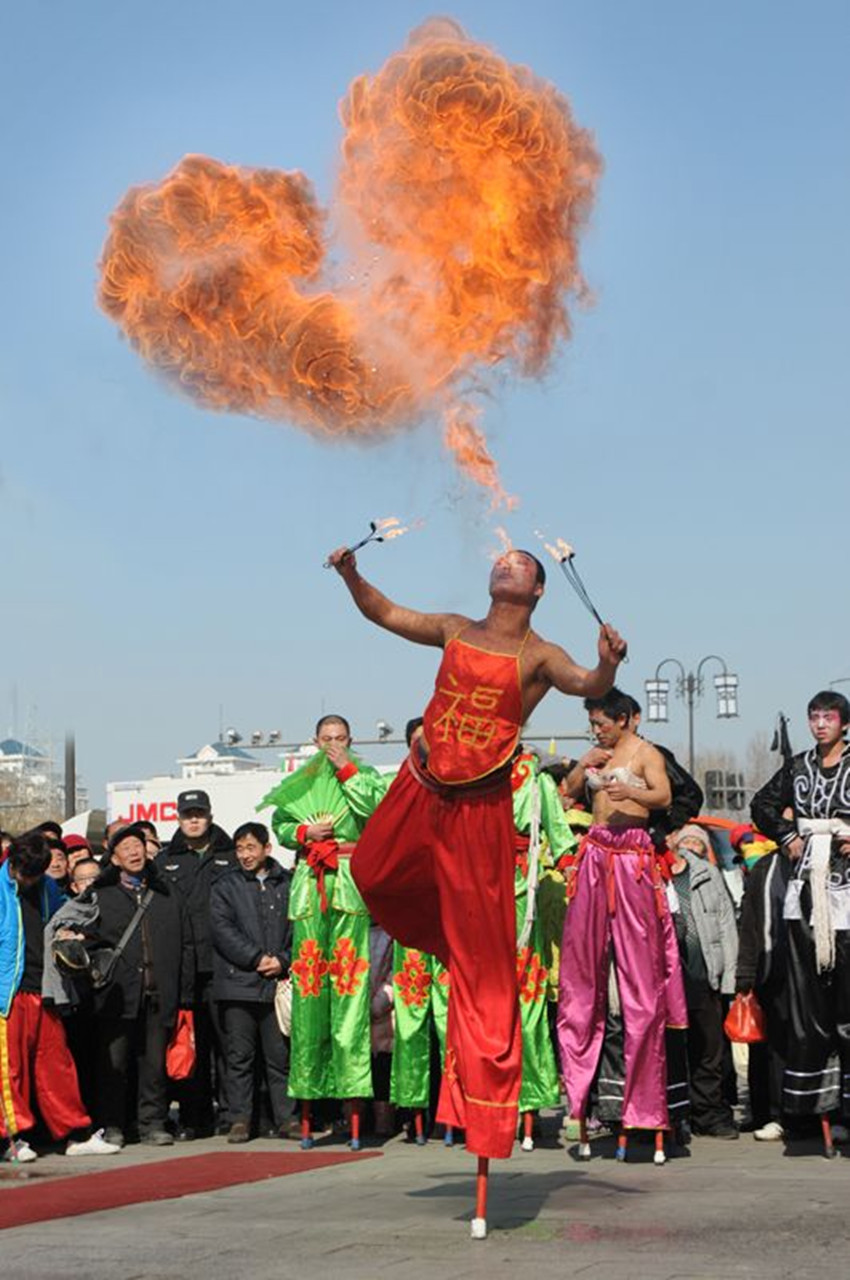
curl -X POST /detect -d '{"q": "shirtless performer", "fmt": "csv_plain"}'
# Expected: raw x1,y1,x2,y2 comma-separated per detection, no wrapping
328,546,626,1236
557,687,687,1163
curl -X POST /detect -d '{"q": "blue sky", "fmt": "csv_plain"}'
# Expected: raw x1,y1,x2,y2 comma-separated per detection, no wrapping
2,0,849,802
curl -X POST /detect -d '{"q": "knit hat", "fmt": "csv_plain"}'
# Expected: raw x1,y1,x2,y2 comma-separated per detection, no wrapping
672,823,712,855
729,823,753,851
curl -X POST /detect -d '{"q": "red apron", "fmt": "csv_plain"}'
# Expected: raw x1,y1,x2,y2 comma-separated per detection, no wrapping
422,633,525,784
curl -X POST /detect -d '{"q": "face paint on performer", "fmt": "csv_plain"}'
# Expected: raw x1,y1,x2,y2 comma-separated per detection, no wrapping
588,709,625,750
808,708,845,748
488,551,544,609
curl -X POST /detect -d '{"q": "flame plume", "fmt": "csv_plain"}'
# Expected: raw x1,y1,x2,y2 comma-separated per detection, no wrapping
98,19,600,502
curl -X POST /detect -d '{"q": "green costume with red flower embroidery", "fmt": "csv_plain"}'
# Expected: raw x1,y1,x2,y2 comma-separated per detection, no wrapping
511,751,576,1111
262,751,386,1100
390,945,450,1109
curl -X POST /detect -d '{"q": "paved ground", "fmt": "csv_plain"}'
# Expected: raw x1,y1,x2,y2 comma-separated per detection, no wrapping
2,1121,848,1280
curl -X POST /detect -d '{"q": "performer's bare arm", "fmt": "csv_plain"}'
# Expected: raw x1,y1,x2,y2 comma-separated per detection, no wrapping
604,742,672,810
328,547,466,648
537,624,627,698
564,747,613,799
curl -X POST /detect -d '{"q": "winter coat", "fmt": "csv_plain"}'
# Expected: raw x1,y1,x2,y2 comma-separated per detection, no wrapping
0,863,64,1017
210,862,292,1003
42,896,100,1007
674,850,739,996
156,824,237,974
85,863,195,1028
735,850,792,994
649,743,704,841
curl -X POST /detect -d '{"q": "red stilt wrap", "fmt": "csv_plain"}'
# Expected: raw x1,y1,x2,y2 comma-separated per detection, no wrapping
476,1156,489,1218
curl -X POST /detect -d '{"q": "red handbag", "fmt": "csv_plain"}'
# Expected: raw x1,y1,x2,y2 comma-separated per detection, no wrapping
166,1009,197,1080
723,992,767,1044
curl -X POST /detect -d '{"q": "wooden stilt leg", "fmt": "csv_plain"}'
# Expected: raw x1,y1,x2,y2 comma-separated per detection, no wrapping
300,1100,313,1150
577,1117,591,1161
654,1129,667,1165
444,1124,455,1147
471,1156,489,1238
521,1110,535,1152
822,1115,837,1160
616,1131,628,1162
349,1100,361,1151
414,1110,426,1146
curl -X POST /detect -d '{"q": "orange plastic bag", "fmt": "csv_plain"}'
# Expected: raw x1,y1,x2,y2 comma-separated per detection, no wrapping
166,1009,196,1079
723,992,767,1044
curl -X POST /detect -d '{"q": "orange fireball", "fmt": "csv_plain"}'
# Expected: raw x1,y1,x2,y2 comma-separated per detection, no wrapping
97,19,600,504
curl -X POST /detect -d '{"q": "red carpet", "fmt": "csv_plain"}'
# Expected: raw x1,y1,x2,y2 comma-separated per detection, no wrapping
0,1149,380,1230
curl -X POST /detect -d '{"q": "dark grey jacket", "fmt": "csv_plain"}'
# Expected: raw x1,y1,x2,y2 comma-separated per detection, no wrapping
210,862,292,1003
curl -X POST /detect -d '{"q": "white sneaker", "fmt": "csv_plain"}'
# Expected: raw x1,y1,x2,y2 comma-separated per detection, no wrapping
753,1121,784,1141
65,1129,122,1157
830,1123,849,1145
2,1140,37,1163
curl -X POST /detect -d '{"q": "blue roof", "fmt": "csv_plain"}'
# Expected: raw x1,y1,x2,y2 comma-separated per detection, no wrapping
0,738,46,758
190,743,257,760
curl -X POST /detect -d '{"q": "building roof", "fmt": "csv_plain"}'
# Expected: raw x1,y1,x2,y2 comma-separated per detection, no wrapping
188,743,258,761
0,738,47,759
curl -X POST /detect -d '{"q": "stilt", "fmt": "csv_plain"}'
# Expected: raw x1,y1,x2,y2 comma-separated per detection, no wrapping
414,1110,426,1146
300,1100,313,1150
822,1115,837,1160
471,1156,489,1239
444,1124,455,1147
577,1117,591,1161
615,1131,628,1162
521,1110,535,1152
654,1129,667,1166
349,1100,361,1151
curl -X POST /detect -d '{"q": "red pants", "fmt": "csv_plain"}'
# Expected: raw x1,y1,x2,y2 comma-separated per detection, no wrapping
352,758,521,1158
0,992,90,1139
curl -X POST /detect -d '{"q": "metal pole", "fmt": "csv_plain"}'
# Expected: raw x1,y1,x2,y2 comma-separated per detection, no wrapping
64,731,76,820
686,675,696,776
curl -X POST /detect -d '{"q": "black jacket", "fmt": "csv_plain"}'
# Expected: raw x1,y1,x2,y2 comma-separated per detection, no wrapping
156,824,237,974
734,850,792,995
86,863,195,1027
210,862,293,1003
652,743,704,837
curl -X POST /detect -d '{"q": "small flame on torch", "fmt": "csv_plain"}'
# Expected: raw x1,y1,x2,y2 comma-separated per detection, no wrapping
323,515,421,567
535,531,575,564
489,524,514,560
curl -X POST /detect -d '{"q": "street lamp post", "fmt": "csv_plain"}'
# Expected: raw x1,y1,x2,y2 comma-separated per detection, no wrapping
645,656,739,775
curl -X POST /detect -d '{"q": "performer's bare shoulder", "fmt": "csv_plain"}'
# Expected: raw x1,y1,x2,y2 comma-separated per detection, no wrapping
328,545,627,700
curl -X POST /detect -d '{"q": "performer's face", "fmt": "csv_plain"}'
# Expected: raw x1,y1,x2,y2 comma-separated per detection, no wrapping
489,551,541,605
808,708,845,747
316,721,351,752
588,710,623,748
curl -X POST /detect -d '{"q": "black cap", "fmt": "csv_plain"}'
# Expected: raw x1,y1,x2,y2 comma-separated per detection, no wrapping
177,789,212,816
108,823,149,856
